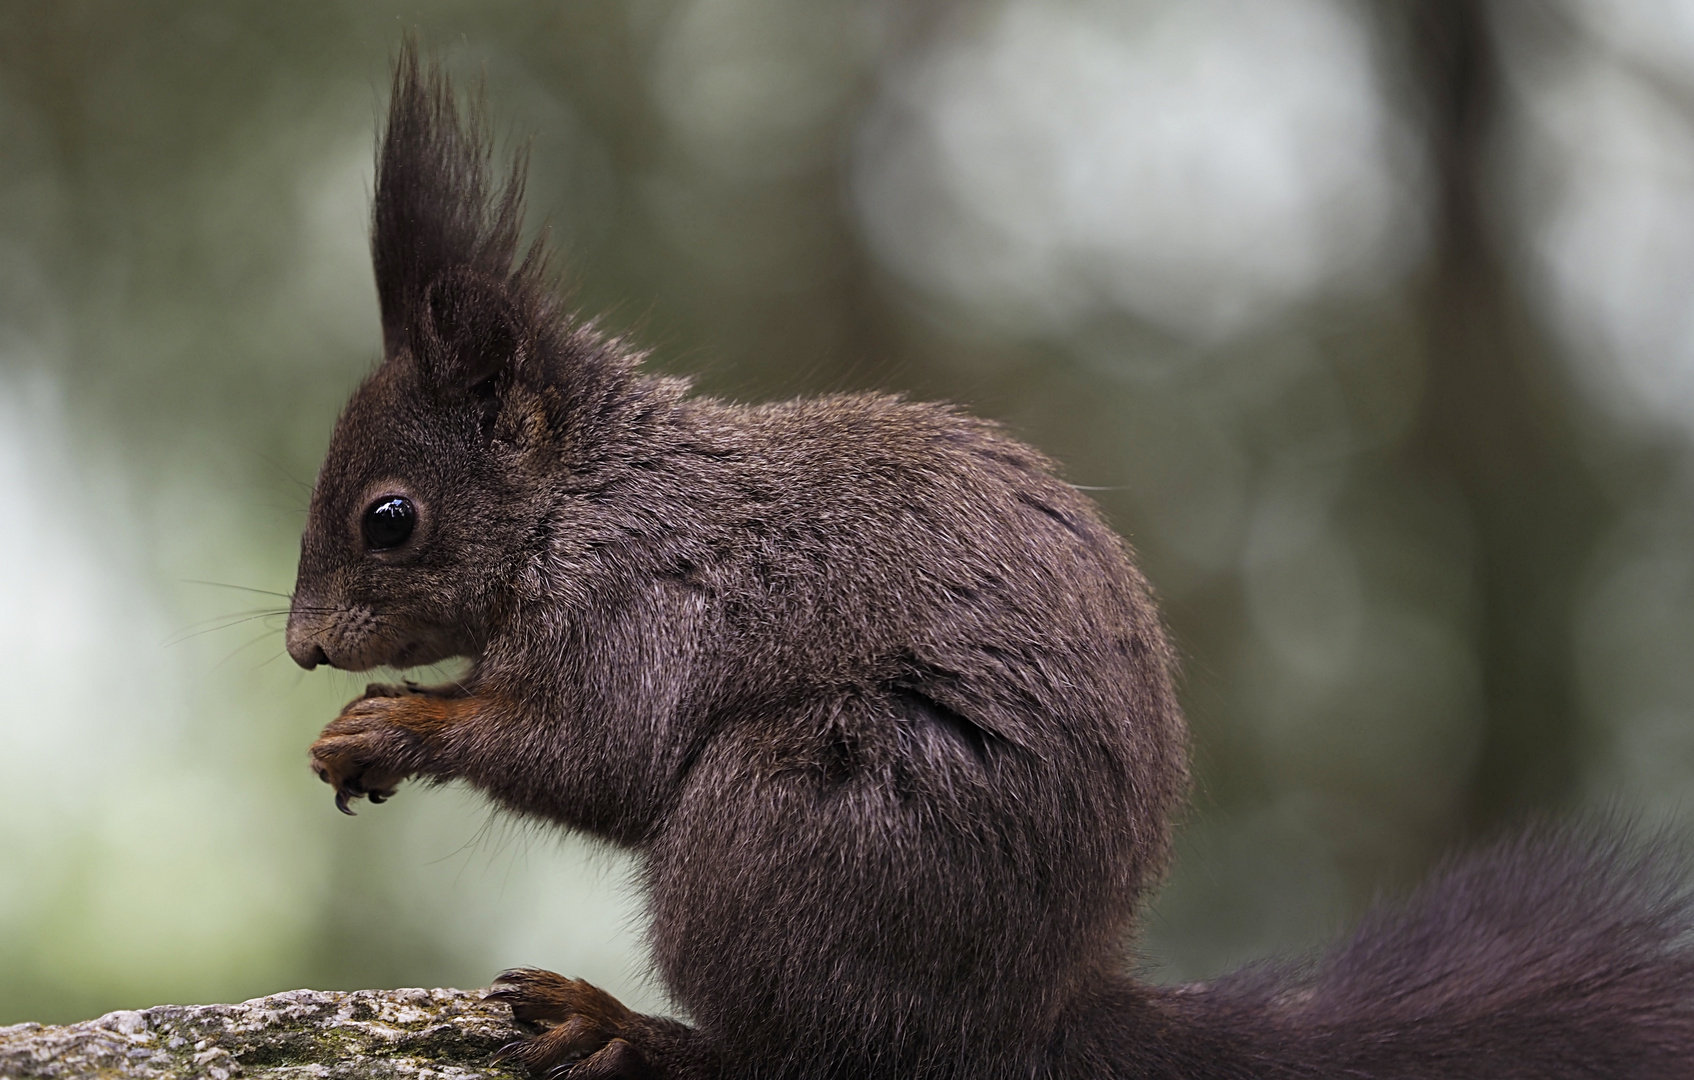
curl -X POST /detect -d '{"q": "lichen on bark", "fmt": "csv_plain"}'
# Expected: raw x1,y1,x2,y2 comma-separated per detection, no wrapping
0,987,525,1079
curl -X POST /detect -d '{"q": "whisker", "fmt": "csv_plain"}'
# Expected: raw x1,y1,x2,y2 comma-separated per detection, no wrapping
255,451,313,502
182,579,296,600
255,646,292,668
212,627,287,671
165,611,291,647
175,605,288,626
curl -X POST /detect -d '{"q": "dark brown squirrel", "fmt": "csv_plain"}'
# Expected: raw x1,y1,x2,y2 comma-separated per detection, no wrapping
284,46,1694,1080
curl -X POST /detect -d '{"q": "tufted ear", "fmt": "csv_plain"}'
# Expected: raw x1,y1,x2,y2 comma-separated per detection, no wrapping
371,40,529,364
368,40,647,456
417,269,527,390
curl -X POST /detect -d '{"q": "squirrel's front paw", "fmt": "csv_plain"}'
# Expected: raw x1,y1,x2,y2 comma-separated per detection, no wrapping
308,696,417,815
487,969,658,1079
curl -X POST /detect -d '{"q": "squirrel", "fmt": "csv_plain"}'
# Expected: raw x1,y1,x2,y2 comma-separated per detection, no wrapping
285,45,1694,1080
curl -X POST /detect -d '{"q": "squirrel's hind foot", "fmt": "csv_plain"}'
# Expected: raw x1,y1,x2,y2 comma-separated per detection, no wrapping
488,969,659,1079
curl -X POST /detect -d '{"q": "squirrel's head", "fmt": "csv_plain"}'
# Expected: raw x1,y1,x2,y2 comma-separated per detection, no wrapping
286,45,643,672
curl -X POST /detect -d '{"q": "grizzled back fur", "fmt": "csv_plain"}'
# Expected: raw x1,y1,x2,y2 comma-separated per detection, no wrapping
286,43,1694,1080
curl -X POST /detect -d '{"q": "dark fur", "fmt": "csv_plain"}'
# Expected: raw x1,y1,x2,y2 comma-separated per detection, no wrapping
285,47,1694,1079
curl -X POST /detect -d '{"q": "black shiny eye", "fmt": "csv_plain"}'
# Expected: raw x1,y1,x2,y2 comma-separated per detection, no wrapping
363,496,416,550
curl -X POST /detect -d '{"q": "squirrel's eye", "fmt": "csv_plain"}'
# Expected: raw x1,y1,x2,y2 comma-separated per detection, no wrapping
363,496,416,550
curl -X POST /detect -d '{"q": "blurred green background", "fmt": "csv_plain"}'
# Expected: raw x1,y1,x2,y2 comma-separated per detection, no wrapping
5,0,1694,1024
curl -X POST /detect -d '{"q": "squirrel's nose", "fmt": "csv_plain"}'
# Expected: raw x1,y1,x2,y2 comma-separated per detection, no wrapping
292,642,330,670
285,606,334,670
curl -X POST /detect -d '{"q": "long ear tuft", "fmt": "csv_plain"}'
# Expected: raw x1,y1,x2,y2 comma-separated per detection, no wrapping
373,39,530,361
371,40,672,463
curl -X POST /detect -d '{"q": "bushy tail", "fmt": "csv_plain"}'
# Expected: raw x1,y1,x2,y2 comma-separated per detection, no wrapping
1097,824,1694,1079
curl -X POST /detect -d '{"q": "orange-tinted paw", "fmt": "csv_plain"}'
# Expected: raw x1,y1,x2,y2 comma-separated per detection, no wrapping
308,689,417,814
487,969,657,1079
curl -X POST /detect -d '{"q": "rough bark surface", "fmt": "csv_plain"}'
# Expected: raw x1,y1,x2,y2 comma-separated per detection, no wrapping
0,988,523,1079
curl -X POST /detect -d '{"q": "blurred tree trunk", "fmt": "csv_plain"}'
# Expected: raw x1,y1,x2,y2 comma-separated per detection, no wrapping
1398,0,1604,828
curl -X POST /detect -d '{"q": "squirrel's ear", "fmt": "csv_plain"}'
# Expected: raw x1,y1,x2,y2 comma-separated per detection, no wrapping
414,269,528,417
372,40,527,364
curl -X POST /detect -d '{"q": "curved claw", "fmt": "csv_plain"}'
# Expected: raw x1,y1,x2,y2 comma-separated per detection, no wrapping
335,789,358,816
